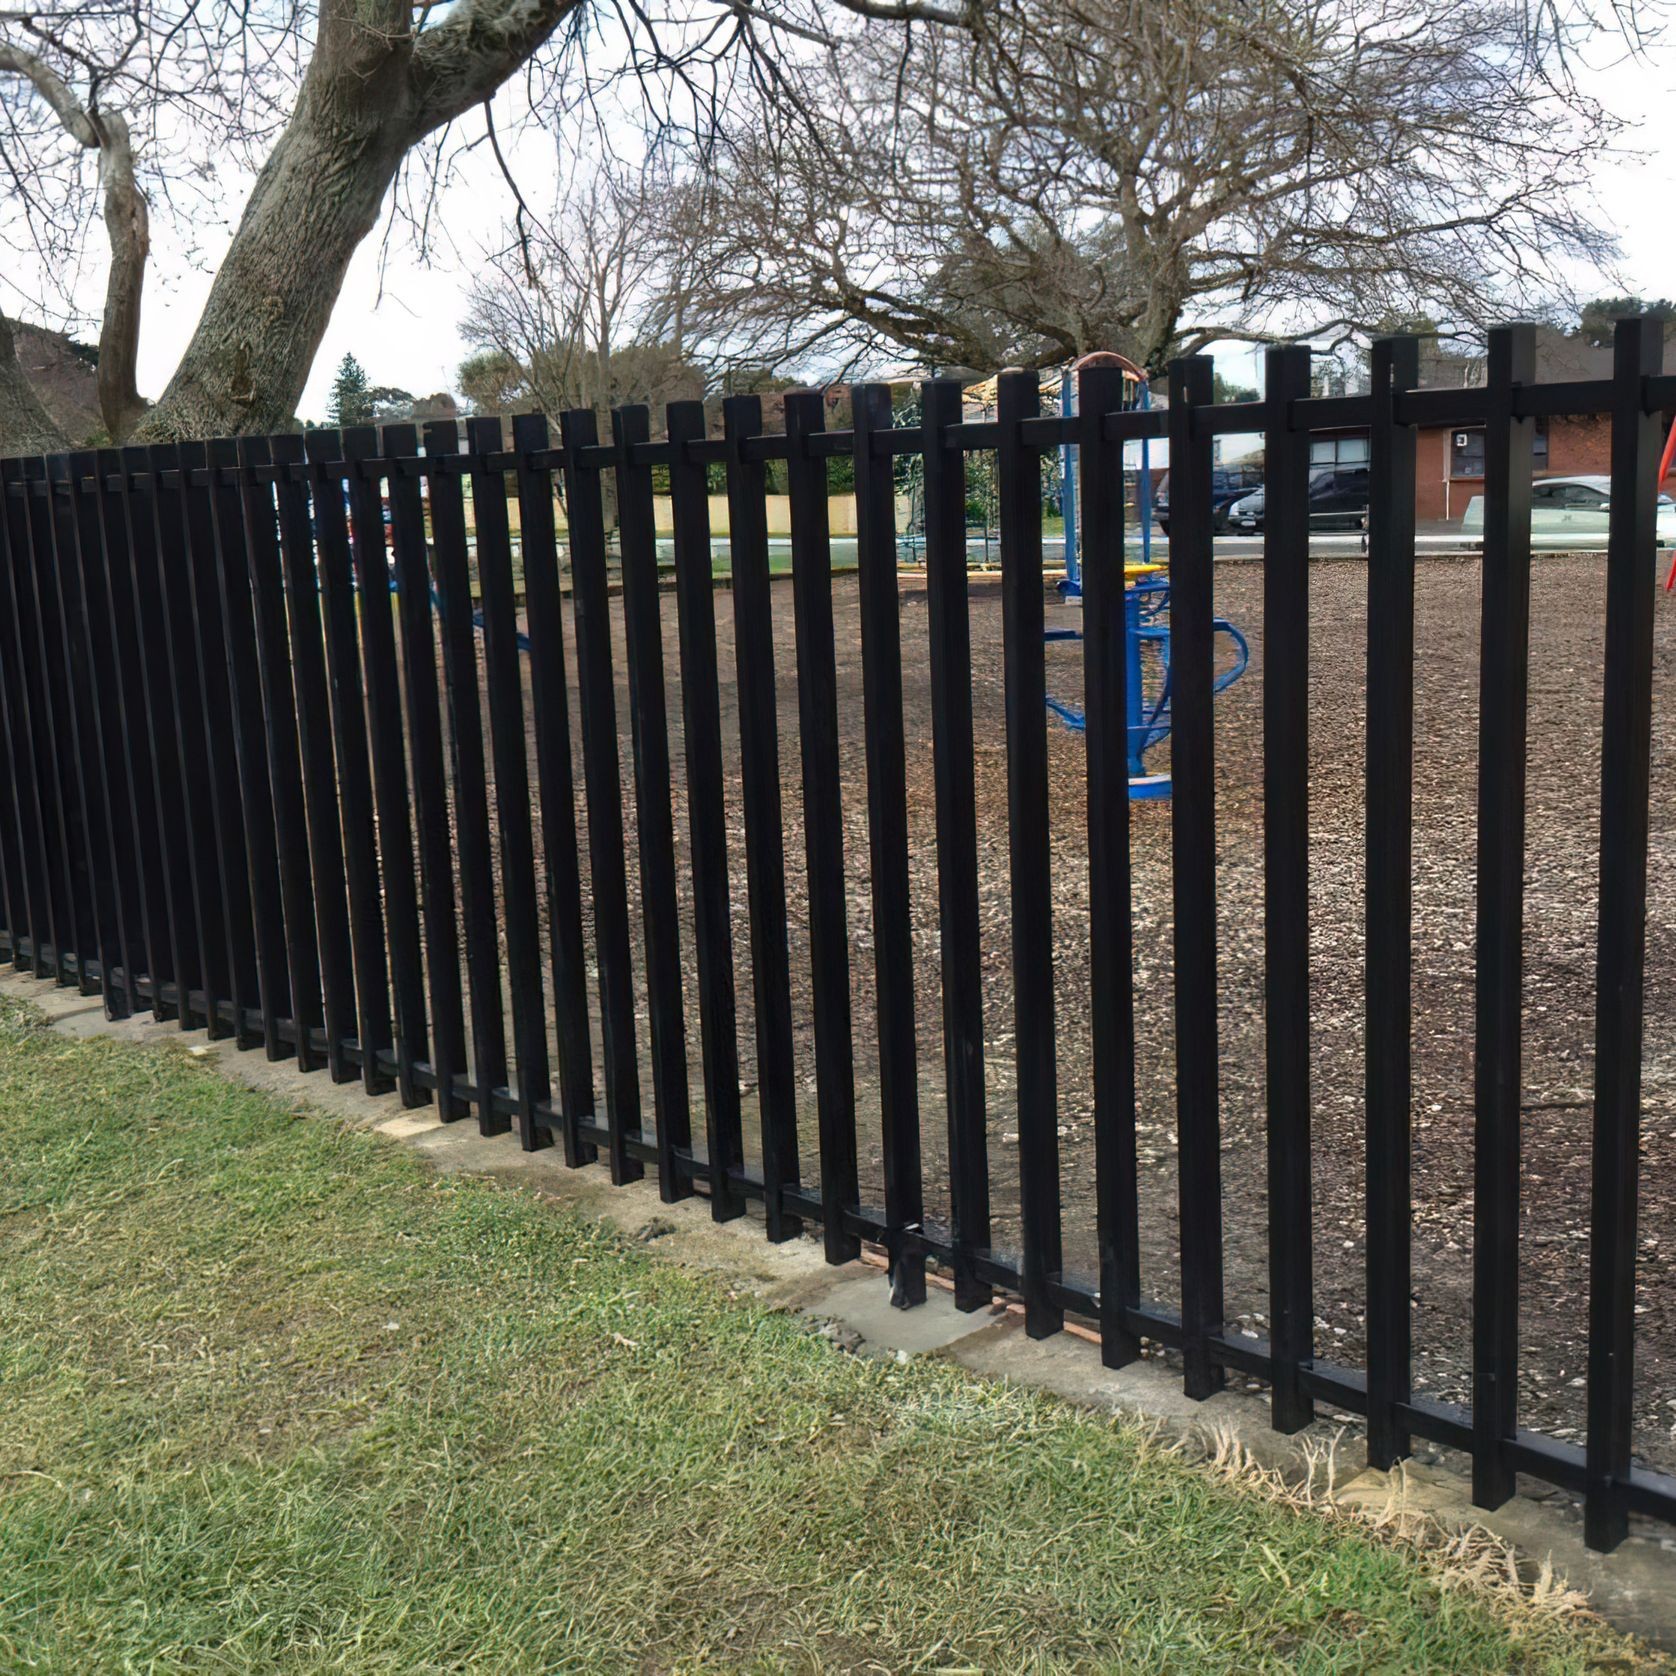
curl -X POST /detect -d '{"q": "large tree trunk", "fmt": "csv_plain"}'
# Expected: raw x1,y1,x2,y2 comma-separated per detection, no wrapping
133,22,421,441
136,0,583,443
0,311,70,456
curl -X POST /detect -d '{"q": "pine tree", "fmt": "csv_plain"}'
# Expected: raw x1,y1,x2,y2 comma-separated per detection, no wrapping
327,353,372,427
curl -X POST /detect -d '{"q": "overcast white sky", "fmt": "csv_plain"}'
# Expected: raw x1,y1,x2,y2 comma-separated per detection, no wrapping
83,32,1676,420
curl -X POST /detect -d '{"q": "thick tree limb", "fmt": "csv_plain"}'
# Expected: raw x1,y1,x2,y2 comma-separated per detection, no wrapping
0,32,148,439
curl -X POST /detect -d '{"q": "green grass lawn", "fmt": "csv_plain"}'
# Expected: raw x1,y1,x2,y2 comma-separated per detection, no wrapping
0,998,1650,1673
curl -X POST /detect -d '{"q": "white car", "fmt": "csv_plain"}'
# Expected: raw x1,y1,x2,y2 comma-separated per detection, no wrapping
1458,475,1676,550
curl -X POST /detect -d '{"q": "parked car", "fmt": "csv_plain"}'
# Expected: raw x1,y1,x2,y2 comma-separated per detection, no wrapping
1155,466,1264,534
1225,466,1371,534
1458,474,1676,549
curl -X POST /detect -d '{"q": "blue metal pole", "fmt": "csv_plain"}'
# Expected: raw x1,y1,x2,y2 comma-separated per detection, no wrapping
1125,587,1146,780
1138,380,1154,567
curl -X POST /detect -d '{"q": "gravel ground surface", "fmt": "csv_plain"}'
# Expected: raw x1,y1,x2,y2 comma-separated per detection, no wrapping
493,552,1676,1480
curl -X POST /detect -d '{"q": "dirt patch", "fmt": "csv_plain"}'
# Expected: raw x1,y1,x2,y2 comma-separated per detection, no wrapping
466,552,1676,1480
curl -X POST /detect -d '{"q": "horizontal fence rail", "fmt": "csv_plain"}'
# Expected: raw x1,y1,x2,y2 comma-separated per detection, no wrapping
1,318,1673,1550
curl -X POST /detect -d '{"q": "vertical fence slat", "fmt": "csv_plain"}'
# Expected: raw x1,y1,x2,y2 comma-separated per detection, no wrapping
18,459,78,984
0,472,26,970
38,453,102,993
206,438,288,1054
95,449,164,1015
922,377,991,1310
996,369,1059,1335
723,394,802,1241
609,404,691,1198
1080,365,1141,1365
79,450,150,1015
148,444,224,1028
1365,336,1420,1465
422,418,509,1134
306,429,396,1091
62,451,134,1013
24,458,80,985
1471,322,1536,1508
382,423,469,1118
855,381,927,1308
118,447,193,1016
270,433,357,1078
1584,315,1663,1550
344,426,430,1105
511,413,597,1162
181,440,261,1041
238,436,324,1070
784,390,862,1264
0,460,51,977
667,399,747,1221
469,415,553,1150
1263,345,1315,1433
559,409,645,1181
9,464,54,978
1167,354,1226,1399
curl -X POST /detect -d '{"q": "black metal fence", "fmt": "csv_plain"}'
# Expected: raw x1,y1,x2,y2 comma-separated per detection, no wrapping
0,318,1672,1553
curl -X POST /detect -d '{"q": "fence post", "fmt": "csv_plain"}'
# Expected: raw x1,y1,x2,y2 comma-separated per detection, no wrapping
609,404,692,1199
378,422,469,1117
1167,353,1225,1400
1080,365,1141,1366
1365,336,1420,1465
206,436,289,1056
39,451,104,996
1584,314,1663,1550
306,428,396,1090
1471,321,1536,1509
64,448,138,1016
855,381,927,1308
469,414,555,1151
509,413,596,1158
238,436,324,1070
784,389,863,1264
1263,344,1316,1433
666,399,748,1222
723,394,802,1240
0,459,50,977
145,444,222,1029
421,418,508,1133
269,432,358,1078
996,367,1062,1338
85,448,155,1016
184,439,266,1041
559,407,645,1180
922,377,992,1311
343,426,429,1103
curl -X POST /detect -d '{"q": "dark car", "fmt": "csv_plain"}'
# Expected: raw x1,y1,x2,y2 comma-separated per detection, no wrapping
1225,466,1370,534
1154,466,1263,534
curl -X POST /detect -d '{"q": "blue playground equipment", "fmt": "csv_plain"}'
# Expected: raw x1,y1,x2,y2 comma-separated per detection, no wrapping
1041,354,1249,799
1045,571,1249,801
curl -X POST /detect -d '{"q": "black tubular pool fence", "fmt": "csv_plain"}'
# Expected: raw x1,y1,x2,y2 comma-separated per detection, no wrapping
0,318,1672,1551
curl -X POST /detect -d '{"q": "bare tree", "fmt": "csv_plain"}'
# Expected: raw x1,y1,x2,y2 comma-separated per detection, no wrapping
462,146,705,418
676,0,1625,376
0,2,305,442
0,0,967,452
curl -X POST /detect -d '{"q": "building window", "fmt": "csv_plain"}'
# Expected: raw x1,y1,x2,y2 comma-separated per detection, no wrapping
1310,434,1371,466
1451,420,1548,478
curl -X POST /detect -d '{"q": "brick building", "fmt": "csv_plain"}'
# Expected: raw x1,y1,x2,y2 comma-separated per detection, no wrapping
1410,326,1674,523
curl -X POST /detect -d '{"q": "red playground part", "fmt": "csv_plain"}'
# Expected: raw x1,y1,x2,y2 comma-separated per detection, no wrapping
1658,414,1676,590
